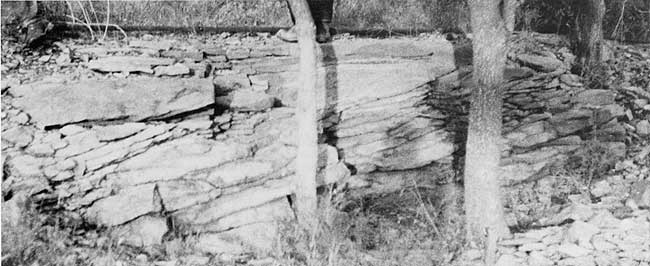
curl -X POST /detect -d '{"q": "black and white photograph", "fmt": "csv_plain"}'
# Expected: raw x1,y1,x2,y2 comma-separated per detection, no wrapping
1,0,649,265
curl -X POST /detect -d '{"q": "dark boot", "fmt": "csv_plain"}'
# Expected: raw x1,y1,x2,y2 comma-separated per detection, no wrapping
276,23,331,43
315,22,331,43
278,0,333,43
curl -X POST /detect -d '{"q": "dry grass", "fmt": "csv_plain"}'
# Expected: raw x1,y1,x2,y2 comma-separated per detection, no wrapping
32,0,469,31
274,181,466,266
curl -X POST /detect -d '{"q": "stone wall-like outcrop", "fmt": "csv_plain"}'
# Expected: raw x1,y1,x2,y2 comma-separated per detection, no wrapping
3,35,459,254
1,32,631,254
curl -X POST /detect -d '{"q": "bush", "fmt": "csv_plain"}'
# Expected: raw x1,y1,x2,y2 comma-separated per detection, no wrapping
564,139,620,186
517,0,650,42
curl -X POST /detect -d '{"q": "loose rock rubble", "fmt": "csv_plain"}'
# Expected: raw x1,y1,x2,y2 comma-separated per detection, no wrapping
492,205,650,266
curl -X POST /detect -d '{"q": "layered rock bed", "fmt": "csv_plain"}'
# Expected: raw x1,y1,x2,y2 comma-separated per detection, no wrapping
2,31,649,258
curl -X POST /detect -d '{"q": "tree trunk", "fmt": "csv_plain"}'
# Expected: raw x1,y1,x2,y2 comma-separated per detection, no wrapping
287,0,319,223
504,0,522,32
575,0,605,68
464,0,512,260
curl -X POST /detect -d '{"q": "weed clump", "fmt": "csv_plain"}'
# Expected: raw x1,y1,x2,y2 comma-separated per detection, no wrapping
274,182,466,266
564,139,621,187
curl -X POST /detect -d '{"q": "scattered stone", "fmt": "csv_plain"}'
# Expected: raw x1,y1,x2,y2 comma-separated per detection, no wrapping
499,237,540,246
590,180,612,198
56,53,71,65
557,243,591,258
12,112,30,124
226,48,251,60
115,216,168,248
135,254,148,264
540,203,594,226
42,164,59,178
185,61,212,78
587,210,620,228
161,50,204,61
59,125,86,136
213,74,251,92
559,73,582,87
55,131,103,158
528,251,554,266
495,254,520,266
93,123,147,142
504,66,535,80
557,256,595,266
195,234,245,254
87,56,175,73
566,221,599,248
629,180,650,209
571,89,616,106
636,120,650,136
605,142,627,158
52,171,74,182
206,54,227,62
153,260,177,266
2,126,34,148
519,242,547,252
464,249,482,260
154,63,191,77
180,255,210,266
517,54,564,72
85,184,160,226
26,143,55,157
591,236,617,251
56,158,77,171
1,194,28,227
216,89,275,112
7,154,43,177
247,258,275,266
129,40,173,51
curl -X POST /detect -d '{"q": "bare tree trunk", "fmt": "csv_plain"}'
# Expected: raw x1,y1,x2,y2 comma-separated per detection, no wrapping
504,0,522,32
287,0,319,223
575,0,606,67
23,0,38,18
464,0,513,263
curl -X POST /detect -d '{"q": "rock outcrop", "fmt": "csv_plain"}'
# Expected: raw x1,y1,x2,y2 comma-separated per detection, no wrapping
1,32,637,255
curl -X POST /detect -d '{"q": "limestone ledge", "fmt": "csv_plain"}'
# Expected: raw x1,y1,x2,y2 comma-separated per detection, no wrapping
1,35,631,254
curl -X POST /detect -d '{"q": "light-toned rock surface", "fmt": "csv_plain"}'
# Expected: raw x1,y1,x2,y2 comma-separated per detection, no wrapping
11,78,214,128
87,56,175,73
516,54,564,72
2,33,641,257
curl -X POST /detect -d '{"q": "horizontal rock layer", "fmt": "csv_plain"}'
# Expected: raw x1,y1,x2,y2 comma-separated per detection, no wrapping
2,34,631,254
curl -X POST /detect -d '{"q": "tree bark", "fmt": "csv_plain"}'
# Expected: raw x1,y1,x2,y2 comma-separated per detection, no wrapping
287,0,319,223
464,0,512,260
575,0,606,68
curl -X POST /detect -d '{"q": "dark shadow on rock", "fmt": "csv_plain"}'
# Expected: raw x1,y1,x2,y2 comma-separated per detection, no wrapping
452,39,474,68
319,43,348,173
431,38,474,181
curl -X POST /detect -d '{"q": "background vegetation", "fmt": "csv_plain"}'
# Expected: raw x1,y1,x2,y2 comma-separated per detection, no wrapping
1,0,646,41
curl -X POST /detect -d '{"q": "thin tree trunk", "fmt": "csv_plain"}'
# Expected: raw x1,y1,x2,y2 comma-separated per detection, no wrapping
504,0,522,32
576,0,605,67
287,0,319,223
464,0,512,262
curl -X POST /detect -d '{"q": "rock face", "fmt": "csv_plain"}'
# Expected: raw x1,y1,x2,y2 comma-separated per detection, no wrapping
1,33,631,255
4,37,459,254
11,78,214,128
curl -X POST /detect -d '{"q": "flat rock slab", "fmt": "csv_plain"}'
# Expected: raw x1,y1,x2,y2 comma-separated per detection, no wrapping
317,38,454,61
87,56,175,73
11,78,214,128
